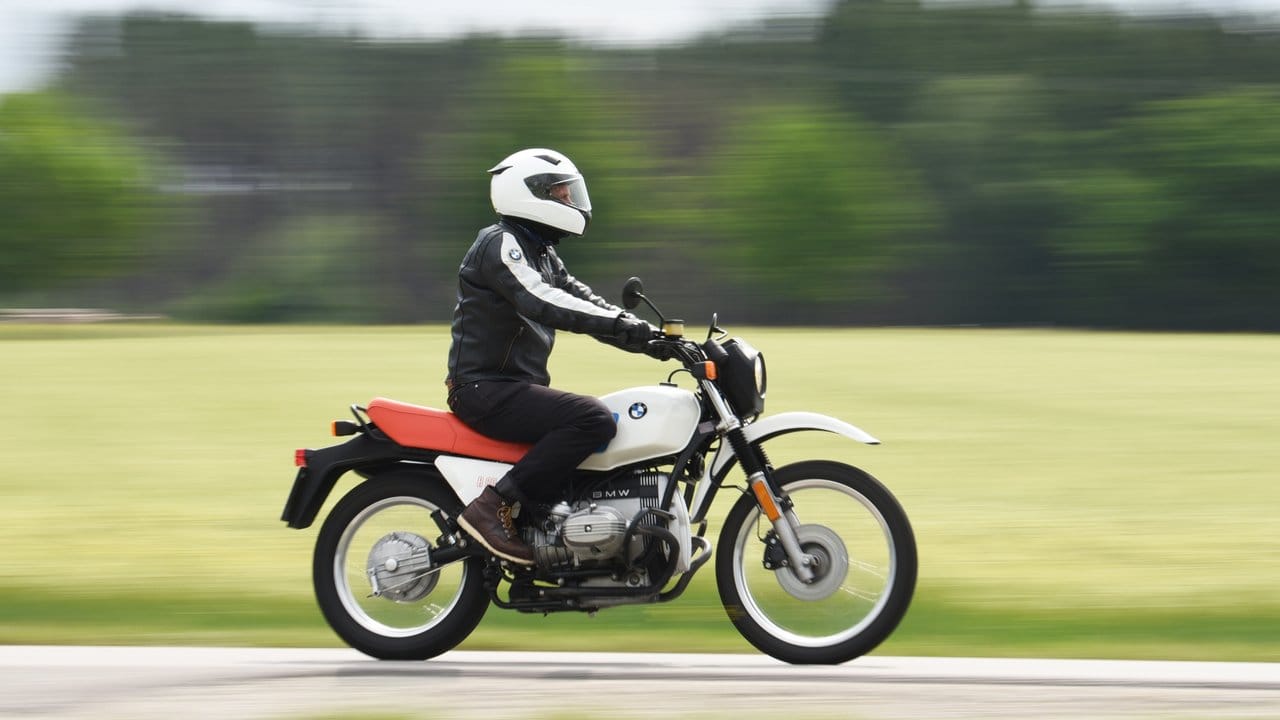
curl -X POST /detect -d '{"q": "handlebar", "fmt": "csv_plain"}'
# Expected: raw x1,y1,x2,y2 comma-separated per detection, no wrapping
645,333,704,365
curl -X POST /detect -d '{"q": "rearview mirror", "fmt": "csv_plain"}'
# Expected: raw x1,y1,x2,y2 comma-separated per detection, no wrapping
621,277,645,311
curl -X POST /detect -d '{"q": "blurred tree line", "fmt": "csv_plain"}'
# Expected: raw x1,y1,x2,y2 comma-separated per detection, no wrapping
2,0,1278,329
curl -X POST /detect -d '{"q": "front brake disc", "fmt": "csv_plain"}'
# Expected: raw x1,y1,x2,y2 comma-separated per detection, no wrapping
773,524,849,601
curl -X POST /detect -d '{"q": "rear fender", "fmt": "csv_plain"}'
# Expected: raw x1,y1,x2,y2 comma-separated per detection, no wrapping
281,433,444,529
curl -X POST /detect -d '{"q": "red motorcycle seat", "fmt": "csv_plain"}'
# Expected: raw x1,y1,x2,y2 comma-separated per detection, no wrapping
366,397,530,463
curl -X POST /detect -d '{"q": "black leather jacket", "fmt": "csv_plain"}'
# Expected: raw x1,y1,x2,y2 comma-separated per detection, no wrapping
446,219,631,388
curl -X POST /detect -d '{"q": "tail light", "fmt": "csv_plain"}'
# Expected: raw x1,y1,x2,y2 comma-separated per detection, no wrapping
294,449,308,467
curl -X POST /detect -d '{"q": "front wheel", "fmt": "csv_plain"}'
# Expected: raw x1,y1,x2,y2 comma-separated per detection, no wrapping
313,473,489,660
716,460,917,664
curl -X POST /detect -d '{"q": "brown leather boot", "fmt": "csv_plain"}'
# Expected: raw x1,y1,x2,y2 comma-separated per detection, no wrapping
457,486,535,565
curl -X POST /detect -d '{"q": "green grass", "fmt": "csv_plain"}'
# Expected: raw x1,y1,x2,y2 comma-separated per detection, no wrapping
2,323,1278,660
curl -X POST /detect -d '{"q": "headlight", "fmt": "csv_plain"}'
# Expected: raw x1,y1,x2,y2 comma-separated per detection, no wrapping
719,338,766,420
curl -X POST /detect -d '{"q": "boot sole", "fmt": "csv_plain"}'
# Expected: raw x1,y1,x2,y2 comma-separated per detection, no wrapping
456,515,535,566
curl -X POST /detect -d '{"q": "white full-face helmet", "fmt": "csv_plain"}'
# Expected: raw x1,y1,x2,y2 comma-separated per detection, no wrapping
489,148,592,236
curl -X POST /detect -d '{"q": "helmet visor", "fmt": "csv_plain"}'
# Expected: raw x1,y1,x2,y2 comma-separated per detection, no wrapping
526,173,591,212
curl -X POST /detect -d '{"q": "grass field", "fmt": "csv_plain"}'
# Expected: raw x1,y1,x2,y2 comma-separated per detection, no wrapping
2,323,1278,660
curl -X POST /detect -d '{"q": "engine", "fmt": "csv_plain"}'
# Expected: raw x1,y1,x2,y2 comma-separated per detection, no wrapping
525,470,671,571
562,504,631,559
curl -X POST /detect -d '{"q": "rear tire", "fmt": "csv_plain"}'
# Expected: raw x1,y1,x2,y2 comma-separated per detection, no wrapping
313,474,489,660
716,460,917,664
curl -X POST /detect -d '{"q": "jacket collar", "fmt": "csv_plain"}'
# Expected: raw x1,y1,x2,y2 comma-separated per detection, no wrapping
500,216,564,247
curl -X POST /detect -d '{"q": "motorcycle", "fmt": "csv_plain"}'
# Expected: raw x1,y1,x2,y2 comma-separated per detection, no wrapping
281,278,917,665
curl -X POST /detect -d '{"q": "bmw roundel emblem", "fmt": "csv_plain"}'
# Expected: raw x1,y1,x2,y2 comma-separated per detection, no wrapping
508,246,523,261
628,402,648,419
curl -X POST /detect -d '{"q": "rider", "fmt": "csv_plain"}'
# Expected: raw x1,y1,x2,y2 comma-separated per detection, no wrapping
447,147,661,565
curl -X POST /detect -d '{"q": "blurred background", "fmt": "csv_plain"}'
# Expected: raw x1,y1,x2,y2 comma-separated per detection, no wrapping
2,0,1278,329
3,0,1280,668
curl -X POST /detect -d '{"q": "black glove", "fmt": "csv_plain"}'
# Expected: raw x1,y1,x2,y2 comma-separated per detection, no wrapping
614,314,657,352
643,340,679,362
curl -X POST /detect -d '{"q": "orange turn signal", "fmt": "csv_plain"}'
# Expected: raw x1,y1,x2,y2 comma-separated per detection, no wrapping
751,480,781,522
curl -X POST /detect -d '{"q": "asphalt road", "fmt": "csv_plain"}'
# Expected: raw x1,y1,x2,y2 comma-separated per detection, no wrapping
2,646,1278,720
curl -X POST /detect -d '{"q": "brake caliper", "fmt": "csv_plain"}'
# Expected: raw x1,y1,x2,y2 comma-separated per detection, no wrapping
761,529,789,570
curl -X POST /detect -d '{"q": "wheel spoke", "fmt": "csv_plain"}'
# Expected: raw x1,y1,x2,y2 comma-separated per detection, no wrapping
840,584,882,603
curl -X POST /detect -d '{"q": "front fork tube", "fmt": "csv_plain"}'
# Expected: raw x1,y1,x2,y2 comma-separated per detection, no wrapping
728,429,817,584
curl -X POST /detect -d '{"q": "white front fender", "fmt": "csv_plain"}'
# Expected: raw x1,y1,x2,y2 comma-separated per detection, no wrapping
708,411,880,480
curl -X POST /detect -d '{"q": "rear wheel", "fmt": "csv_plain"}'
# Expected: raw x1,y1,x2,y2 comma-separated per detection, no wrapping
313,474,489,660
716,460,917,664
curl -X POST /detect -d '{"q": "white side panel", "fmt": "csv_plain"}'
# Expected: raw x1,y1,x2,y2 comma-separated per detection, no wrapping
579,385,702,472
434,455,513,505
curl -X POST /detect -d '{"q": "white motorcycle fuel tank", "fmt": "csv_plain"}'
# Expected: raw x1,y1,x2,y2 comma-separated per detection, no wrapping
579,384,702,471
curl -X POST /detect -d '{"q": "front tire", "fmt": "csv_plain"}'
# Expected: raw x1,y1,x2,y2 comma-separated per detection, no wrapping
716,460,917,664
313,474,489,660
